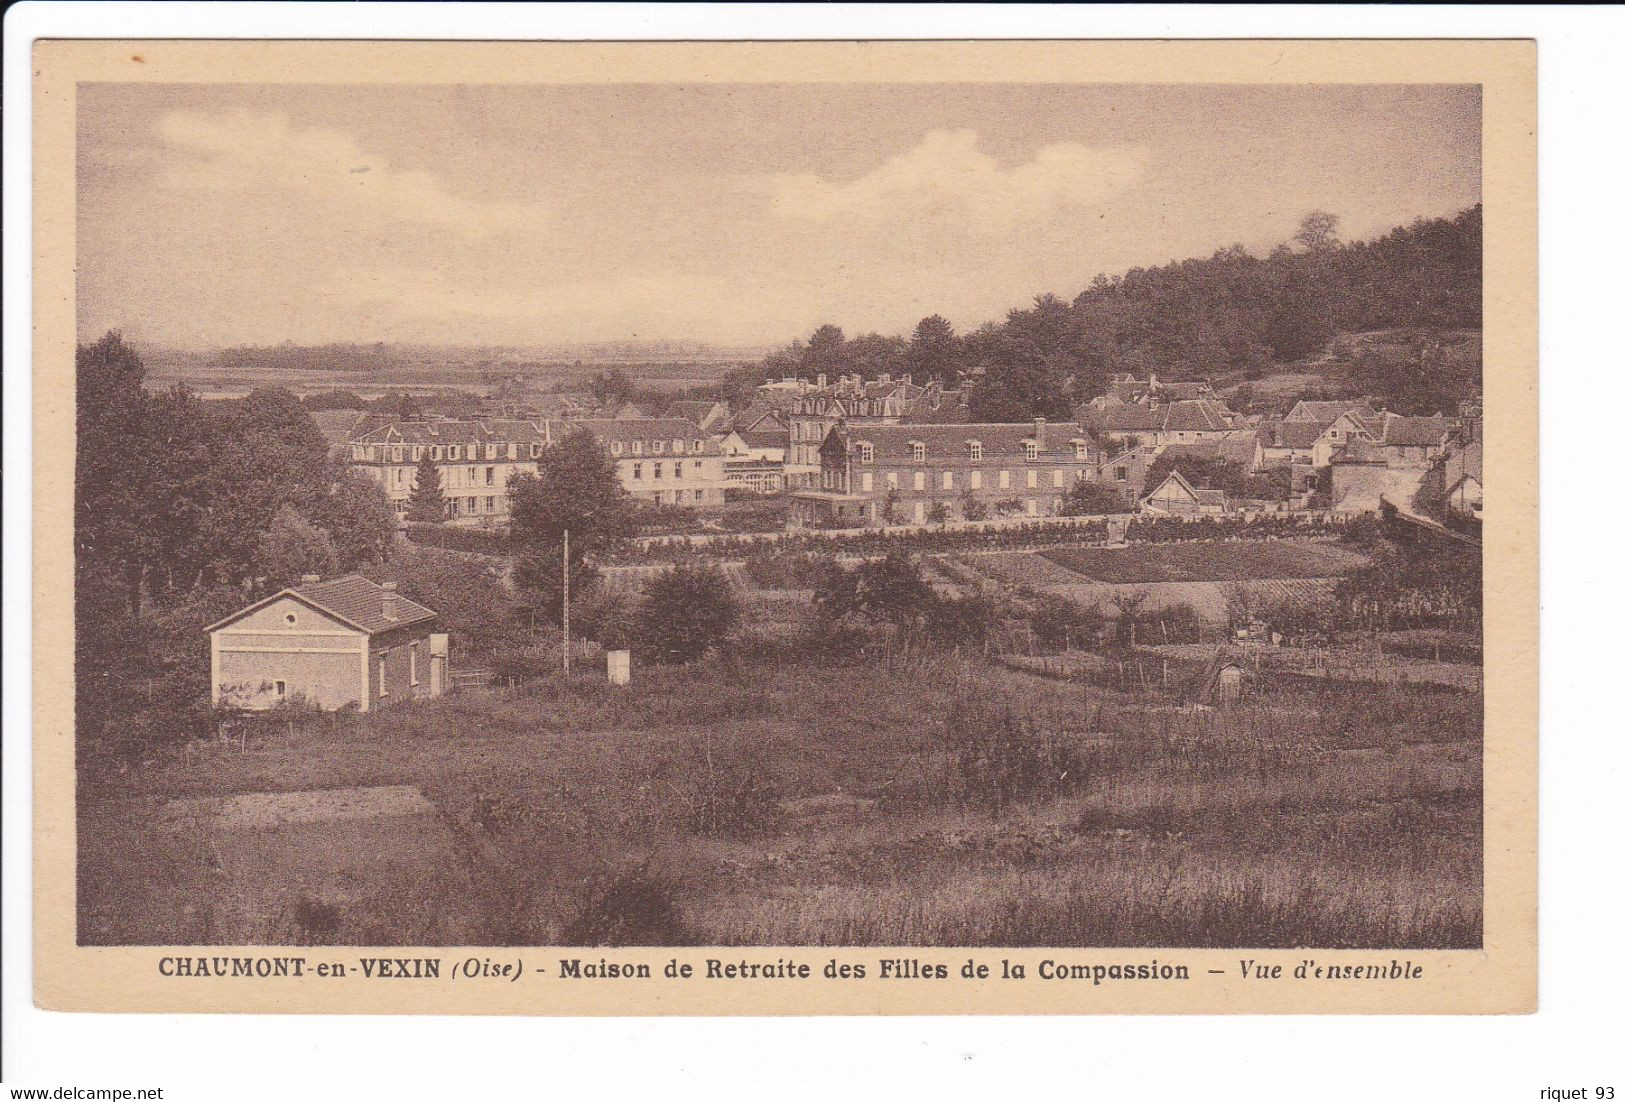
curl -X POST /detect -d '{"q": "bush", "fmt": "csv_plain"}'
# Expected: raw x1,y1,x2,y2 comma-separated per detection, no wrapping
636,565,739,663
560,868,689,946
686,754,783,837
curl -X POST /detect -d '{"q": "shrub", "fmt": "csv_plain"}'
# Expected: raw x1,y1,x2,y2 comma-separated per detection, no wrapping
636,564,739,664
686,753,783,837
560,868,689,946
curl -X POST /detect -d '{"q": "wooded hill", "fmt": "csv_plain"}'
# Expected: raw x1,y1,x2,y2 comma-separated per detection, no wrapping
725,205,1482,418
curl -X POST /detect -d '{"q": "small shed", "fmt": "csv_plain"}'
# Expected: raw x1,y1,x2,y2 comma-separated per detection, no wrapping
1184,654,1251,706
206,574,446,712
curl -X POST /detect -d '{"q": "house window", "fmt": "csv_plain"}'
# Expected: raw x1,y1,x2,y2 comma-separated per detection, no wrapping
886,472,898,490
633,462,643,480
485,466,495,485
653,441,666,454
392,447,403,463
913,471,925,491
508,444,518,460
632,441,643,456
1027,470,1038,489
431,446,442,460
654,462,663,480
412,447,423,461
1053,469,1064,488
693,441,702,453
530,444,541,458
611,442,624,455
971,470,982,490
999,470,1011,489
352,445,365,461
1074,443,1089,460
466,496,476,512
410,643,419,687
862,472,873,491
859,443,874,463
450,446,461,461
1025,443,1039,461
284,612,298,625
911,442,926,461
675,440,686,455
1115,466,1128,481
485,496,495,513
674,462,684,480
942,471,954,490
274,679,287,699
969,442,983,461
378,658,387,698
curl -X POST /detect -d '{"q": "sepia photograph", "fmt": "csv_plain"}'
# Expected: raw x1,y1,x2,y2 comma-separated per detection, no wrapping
69,74,1490,952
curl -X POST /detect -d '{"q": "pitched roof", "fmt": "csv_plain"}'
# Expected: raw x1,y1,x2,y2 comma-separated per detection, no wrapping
1288,399,1379,423
352,419,551,446
736,428,789,449
1257,419,1330,450
1375,413,1450,448
665,399,725,424
1142,468,1200,503
1158,431,1258,469
1159,399,1236,433
207,574,437,635
836,421,1098,462
567,418,723,454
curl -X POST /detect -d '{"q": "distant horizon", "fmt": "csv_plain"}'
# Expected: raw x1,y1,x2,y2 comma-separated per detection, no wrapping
79,82,1479,350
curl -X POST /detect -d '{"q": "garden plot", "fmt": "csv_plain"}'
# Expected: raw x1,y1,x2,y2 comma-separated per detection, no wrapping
1039,540,1365,584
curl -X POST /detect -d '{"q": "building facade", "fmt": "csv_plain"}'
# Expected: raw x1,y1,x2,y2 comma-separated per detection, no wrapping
349,419,553,526
568,418,729,506
207,575,445,713
789,418,1104,528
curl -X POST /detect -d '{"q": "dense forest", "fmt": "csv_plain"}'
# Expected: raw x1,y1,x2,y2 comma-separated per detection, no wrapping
720,206,1482,418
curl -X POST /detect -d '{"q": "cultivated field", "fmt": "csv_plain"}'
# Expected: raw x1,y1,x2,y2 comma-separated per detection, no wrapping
79,646,1482,949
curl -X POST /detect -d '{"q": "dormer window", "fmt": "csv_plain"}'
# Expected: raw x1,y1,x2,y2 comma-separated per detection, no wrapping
968,441,983,461
450,446,461,461
412,447,423,461
911,442,926,462
675,440,686,455
632,441,643,456
693,441,702,453
352,445,365,461
530,443,541,458
858,443,874,464
430,445,442,460
392,447,404,463
611,442,624,456
653,441,665,455
1025,442,1039,461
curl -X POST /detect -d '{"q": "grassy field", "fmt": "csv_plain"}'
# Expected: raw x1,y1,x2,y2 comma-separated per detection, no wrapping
79,646,1482,949
1038,540,1366,584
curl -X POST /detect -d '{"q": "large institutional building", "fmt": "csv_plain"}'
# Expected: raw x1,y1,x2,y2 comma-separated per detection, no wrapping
347,416,728,524
789,418,1106,528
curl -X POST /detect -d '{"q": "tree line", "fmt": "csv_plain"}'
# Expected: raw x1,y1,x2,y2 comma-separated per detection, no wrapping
718,206,1482,418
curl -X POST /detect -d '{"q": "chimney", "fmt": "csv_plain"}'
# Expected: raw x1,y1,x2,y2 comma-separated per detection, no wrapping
381,580,398,620
817,373,828,389
1034,417,1047,446
879,373,891,386
852,373,863,390
901,373,912,387
300,574,321,584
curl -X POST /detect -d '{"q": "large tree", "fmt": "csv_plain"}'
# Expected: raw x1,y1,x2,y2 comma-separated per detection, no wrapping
509,429,632,620
406,448,446,524
906,314,962,381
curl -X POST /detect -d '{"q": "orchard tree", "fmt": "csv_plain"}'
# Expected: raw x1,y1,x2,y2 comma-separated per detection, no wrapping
509,429,632,621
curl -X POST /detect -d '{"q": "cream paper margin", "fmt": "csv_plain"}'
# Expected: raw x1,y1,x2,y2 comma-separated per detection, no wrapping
31,38,1537,1015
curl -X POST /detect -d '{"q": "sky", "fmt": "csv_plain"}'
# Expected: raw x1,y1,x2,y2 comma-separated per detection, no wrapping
76,83,1481,350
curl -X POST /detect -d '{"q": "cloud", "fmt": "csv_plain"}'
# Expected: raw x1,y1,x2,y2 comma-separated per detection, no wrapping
153,110,547,239
751,129,1147,231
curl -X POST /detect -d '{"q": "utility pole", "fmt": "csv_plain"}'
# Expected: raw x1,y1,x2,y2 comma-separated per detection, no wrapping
562,527,571,676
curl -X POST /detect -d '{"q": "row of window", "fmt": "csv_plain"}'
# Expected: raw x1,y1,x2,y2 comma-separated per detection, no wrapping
855,441,1092,463
385,464,506,489
354,443,544,463
628,460,715,481
854,468,1091,493
608,438,705,457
